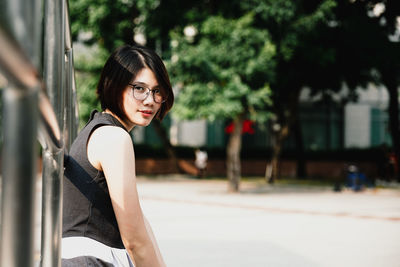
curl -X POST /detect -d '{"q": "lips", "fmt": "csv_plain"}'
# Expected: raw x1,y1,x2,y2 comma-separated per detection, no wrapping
139,110,153,117
139,110,153,114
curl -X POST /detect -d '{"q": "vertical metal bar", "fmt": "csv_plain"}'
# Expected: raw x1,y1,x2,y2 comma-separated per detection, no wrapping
64,49,79,150
0,0,42,266
40,150,64,267
1,86,39,267
64,2,79,149
71,71,79,141
43,0,65,122
64,50,74,150
41,0,65,266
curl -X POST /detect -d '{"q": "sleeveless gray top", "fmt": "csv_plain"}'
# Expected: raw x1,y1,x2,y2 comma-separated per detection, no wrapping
63,110,127,249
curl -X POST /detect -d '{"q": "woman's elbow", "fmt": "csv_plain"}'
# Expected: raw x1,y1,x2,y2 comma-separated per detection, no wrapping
123,237,145,252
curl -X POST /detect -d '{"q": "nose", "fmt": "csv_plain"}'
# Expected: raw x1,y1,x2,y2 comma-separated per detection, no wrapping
142,91,155,105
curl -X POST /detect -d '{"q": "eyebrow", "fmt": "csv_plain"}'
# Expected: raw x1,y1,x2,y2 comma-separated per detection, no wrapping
132,81,160,89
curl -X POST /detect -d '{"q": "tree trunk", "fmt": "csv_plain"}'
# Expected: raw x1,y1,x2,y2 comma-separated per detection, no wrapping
152,120,183,173
227,114,244,192
269,139,281,184
268,87,302,183
293,112,306,179
384,75,400,182
268,124,289,184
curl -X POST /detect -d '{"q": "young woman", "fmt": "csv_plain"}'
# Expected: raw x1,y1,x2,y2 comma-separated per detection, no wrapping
62,45,173,267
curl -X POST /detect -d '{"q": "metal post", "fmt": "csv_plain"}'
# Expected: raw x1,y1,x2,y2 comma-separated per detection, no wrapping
43,0,65,123
64,49,75,150
40,150,64,267
1,86,39,267
64,2,79,149
0,0,42,266
41,0,65,266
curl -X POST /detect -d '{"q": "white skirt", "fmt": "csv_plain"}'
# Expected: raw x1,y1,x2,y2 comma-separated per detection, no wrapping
62,236,135,267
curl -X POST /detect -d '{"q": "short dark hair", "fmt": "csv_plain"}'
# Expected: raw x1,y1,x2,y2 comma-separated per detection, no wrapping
97,45,174,121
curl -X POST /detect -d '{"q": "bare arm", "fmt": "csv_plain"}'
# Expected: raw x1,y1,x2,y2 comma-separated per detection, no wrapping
143,216,165,265
88,126,165,267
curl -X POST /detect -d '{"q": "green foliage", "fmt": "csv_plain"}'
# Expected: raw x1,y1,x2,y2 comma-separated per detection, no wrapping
73,45,109,72
69,0,137,52
243,0,296,21
238,0,339,137
75,71,101,129
241,0,336,61
168,13,275,122
73,46,106,127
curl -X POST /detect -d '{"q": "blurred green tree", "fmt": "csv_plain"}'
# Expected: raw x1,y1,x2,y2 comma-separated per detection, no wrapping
69,0,138,51
69,0,271,186
69,0,400,185
240,0,337,182
268,0,400,183
168,14,275,191
71,46,106,127
143,0,339,186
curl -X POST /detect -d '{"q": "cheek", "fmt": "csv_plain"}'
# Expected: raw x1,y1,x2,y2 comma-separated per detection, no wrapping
122,90,131,107
122,96,138,119
123,93,137,109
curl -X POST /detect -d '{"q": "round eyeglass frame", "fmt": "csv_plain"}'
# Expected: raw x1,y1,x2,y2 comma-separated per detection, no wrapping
128,83,167,104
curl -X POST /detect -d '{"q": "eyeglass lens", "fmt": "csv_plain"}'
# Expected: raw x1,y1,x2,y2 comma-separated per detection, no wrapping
132,84,166,103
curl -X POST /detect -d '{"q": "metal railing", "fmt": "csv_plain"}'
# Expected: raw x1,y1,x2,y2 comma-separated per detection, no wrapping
0,0,78,266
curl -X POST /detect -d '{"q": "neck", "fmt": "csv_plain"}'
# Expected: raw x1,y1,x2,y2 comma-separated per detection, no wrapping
103,109,134,132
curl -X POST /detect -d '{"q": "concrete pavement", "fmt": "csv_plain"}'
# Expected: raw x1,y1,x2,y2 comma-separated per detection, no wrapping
137,176,400,267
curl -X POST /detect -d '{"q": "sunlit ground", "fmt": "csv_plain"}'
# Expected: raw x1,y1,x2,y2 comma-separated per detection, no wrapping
138,175,400,267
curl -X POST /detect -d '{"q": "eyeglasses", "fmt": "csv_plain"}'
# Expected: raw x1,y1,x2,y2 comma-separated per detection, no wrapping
128,83,167,104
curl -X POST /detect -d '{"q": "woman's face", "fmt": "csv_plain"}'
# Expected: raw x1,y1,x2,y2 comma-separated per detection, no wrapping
121,68,162,130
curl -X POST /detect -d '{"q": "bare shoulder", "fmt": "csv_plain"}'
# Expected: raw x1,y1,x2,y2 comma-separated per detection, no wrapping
88,126,134,170
91,126,132,145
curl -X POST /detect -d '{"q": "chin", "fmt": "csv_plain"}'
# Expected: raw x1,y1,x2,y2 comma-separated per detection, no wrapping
136,119,154,127
140,121,152,127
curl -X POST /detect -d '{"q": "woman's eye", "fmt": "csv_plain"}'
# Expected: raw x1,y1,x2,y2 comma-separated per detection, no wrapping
154,89,161,95
134,86,145,91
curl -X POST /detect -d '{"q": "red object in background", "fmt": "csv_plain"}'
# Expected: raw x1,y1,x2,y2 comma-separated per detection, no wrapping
389,153,398,175
225,119,255,134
